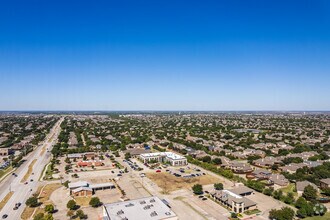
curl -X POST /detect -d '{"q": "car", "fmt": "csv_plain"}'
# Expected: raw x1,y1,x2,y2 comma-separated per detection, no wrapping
117,174,122,176
2,214,8,219
30,179,33,182
198,195,204,198
12,173,15,176
24,182,28,185
156,170,161,173
111,170,115,173
202,198,207,201
204,191,209,194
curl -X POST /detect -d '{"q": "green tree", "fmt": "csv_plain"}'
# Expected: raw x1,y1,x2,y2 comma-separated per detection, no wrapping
26,196,39,207
284,192,295,204
303,185,317,201
295,197,307,209
67,210,74,219
297,207,307,218
212,158,222,165
89,197,102,208
269,207,295,220
44,214,54,220
67,199,76,210
76,209,87,219
124,152,131,160
201,156,211,163
33,213,44,220
214,183,223,190
263,187,274,196
192,184,203,195
45,204,55,213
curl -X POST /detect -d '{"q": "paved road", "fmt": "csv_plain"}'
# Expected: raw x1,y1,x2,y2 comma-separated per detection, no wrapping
0,117,63,220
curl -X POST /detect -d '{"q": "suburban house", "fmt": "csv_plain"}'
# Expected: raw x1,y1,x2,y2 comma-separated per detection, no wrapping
296,181,319,196
210,186,257,213
269,174,289,188
248,169,289,188
139,152,187,166
319,178,330,189
253,157,282,168
220,157,253,173
102,196,178,220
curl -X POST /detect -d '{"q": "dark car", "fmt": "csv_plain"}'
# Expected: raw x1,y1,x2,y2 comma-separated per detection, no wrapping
2,214,8,219
202,198,207,201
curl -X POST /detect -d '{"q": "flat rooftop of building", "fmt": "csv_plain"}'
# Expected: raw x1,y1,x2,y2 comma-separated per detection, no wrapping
140,152,185,160
103,196,177,220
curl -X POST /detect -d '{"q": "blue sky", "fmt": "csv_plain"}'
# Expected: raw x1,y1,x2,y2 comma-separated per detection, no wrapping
0,0,330,111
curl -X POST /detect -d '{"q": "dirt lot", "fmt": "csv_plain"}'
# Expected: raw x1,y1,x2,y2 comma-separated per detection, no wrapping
146,172,219,192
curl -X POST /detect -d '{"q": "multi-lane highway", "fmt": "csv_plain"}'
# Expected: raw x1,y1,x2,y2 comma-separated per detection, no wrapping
0,117,63,220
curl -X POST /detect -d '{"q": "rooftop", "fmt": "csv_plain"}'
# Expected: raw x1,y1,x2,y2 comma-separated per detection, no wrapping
103,196,177,220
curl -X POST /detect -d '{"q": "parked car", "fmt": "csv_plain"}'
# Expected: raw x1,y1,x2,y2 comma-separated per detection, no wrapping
156,170,161,173
2,214,8,219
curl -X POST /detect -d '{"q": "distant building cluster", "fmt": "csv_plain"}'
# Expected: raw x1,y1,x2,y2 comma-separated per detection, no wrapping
139,152,187,166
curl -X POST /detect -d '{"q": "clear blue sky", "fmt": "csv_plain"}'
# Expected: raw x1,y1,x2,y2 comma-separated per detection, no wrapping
0,0,330,111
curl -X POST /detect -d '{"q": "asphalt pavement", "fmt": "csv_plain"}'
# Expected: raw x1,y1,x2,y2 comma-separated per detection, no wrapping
0,117,63,220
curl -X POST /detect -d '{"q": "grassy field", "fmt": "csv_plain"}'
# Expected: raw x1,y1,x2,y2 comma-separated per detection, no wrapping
0,191,14,211
75,196,91,207
40,146,46,156
21,159,37,183
304,212,330,220
146,172,218,193
21,183,61,220
21,206,35,220
0,166,13,179
281,183,298,197
39,183,61,203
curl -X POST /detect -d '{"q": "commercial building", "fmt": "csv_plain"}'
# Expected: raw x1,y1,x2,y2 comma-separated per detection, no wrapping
210,186,257,213
68,181,115,197
139,152,187,166
102,196,177,220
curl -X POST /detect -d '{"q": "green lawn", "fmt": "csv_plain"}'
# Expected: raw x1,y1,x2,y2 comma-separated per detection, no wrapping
304,212,330,220
281,183,298,197
0,166,13,179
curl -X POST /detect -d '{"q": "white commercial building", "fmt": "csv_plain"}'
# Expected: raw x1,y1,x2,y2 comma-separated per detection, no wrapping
139,152,187,166
102,196,177,220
